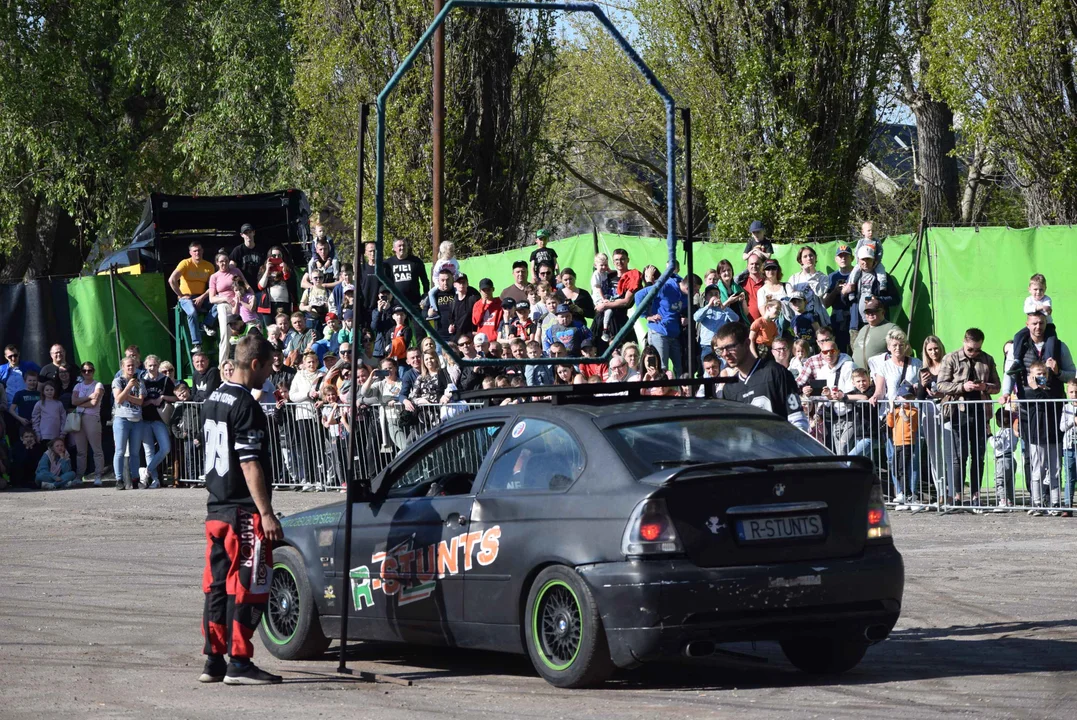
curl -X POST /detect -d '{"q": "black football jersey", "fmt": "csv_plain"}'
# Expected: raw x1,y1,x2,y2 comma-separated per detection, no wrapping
202,381,271,513
721,355,807,430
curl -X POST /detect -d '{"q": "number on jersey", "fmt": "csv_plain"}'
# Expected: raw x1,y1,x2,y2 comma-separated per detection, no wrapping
204,419,230,475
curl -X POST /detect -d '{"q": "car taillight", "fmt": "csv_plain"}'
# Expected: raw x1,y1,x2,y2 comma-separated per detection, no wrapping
867,484,892,541
622,498,683,555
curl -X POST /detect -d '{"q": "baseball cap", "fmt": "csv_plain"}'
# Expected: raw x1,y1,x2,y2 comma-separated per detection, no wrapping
502,297,516,311
581,339,594,349
763,259,780,271
240,223,255,234
788,290,806,302
516,300,530,311
749,220,765,233
857,244,876,260
342,309,354,321
325,312,338,321
391,305,405,314
862,297,883,312
474,332,488,345
835,243,853,257
479,278,494,291
556,303,572,315
536,229,550,239
454,273,468,284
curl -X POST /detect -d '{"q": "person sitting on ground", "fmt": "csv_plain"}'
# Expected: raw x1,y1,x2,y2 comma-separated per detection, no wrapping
10,426,44,488
35,437,78,490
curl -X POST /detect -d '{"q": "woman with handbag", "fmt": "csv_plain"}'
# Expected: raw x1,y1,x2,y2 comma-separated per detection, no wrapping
70,362,106,485
139,354,177,489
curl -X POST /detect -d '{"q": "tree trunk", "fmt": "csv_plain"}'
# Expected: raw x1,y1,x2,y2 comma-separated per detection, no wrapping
913,97,960,224
0,193,63,282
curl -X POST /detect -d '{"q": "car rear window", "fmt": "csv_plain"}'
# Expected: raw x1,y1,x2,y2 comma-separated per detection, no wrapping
610,417,829,473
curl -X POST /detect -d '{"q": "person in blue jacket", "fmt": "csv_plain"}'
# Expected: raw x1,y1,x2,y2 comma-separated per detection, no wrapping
635,270,692,376
35,438,78,490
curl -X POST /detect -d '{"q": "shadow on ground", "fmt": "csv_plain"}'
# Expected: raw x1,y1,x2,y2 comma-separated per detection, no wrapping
312,619,1077,690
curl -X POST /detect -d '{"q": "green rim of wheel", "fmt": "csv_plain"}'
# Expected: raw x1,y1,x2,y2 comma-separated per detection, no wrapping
532,579,583,671
262,563,299,645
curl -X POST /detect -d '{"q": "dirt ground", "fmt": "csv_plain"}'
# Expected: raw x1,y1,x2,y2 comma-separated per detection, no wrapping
1,486,1075,720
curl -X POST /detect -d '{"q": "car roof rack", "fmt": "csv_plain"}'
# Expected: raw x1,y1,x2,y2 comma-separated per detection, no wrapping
459,376,734,406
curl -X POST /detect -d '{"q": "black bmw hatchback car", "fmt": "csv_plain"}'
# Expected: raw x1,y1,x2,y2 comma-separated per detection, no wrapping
260,398,904,688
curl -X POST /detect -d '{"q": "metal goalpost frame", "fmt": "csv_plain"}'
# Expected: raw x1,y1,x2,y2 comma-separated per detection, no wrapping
373,0,680,368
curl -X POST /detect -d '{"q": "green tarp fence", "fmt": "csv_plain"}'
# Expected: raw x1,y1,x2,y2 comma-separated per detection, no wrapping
448,227,1064,361
67,273,172,380
48,226,1064,377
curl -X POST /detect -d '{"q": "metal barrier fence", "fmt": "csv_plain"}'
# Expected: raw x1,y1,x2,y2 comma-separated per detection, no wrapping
157,395,1076,513
803,396,1077,514
164,400,484,490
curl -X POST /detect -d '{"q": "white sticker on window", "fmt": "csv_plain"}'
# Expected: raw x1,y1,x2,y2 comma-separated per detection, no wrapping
511,421,527,438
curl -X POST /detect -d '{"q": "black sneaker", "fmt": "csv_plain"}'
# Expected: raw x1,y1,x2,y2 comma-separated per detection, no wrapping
198,655,227,683
223,661,282,685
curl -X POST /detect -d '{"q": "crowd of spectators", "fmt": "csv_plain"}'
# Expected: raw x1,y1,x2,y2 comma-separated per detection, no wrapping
2,219,1075,515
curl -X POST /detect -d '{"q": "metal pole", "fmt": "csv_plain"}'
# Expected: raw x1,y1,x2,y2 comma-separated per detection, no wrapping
906,216,926,338
108,266,122,367
682,107,695,378
114,273,176,340
432,0,445,262
339,102,370,676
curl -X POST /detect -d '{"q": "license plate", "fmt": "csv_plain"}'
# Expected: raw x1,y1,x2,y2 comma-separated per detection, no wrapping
736,515,824,542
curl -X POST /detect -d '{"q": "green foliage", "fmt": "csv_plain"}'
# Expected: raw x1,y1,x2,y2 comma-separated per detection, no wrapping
0,0,297,273
926,0,1077,223
635,0,892,239
288,1,559,260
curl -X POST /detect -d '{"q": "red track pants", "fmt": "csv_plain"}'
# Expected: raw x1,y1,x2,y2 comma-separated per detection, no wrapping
201,507,273,659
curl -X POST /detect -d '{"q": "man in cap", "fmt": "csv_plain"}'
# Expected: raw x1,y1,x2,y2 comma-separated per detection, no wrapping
449,273,479,340
849,297,897,369
229,223,265,287
742,220,774,261
824,244,856,352
471,278,504,341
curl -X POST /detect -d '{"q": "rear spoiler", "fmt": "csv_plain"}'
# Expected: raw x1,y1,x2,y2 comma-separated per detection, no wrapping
645,455,876,487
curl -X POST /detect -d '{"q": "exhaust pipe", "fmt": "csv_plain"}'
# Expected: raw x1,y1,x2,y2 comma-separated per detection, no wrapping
863,625,889,643
683,641,716,658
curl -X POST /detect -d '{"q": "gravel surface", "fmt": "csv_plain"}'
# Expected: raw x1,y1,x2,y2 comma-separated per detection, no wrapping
2,486,1075,719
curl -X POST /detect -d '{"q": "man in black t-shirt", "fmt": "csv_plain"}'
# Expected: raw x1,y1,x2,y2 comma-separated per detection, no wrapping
191,352,220,403
715,322,808,432
384,238,429,307
529,229,558,283
428,268,457,340
229,224,265,287
449,273,479,340
198,334,282,686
